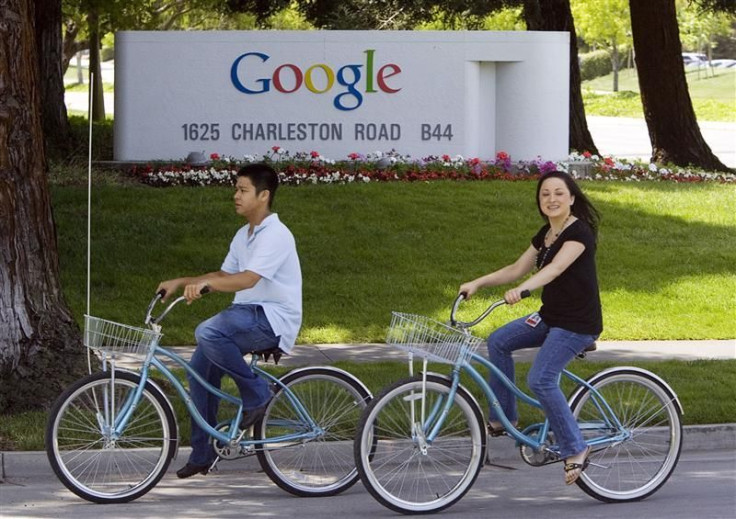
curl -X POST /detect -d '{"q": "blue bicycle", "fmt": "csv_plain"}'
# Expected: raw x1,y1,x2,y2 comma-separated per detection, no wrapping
354,293,683,514
46,293,372,503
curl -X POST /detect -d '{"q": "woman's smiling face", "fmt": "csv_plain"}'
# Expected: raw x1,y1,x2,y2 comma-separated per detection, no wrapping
538,176,575,219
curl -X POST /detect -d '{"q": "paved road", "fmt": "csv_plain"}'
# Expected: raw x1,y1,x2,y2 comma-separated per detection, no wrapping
1,449,734,519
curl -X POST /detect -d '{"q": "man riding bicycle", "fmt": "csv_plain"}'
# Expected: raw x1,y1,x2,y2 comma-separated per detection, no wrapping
157,163,302,479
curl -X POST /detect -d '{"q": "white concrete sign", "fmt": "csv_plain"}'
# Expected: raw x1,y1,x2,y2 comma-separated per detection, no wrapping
114,31,569,162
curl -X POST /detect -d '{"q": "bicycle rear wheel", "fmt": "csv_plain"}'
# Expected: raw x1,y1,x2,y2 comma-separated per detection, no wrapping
355,374,486,514
255,367,371,497
45,370,177,503
569,368,682,502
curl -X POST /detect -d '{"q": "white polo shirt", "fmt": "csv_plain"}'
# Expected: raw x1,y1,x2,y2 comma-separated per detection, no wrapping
221,213,302,354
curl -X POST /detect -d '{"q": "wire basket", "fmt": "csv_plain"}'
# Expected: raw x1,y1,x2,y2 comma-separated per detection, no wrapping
386,312,483,365
84,315,162,358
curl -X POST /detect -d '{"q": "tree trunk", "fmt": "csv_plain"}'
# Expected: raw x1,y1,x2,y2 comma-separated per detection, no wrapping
611,42,619,92
629,0,729,171
523,0,599,155
61,21,83,76
35,0,73,158
0,0,87,413
87,8,105,121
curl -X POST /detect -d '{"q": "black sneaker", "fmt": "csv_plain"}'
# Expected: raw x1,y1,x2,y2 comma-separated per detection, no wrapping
176,462,209,479
241,393,273,429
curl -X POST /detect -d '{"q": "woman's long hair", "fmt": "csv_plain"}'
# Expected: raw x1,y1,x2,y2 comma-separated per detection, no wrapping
535,171,601,238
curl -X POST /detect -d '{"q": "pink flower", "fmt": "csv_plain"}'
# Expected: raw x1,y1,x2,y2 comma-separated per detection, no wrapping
496,151,509,161
210,153,220,160
348,152,360,160
604,157,615,166
442,154,451,162
310,151,320,158
582,151,592,159
272,146,281,153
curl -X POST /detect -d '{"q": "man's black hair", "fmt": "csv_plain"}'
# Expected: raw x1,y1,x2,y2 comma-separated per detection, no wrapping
237,163,279,208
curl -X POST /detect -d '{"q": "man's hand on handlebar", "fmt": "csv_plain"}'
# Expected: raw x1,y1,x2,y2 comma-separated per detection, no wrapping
183,282,210,304
156,280,182,302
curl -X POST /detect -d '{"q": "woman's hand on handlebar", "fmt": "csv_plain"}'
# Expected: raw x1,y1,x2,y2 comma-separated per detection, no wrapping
504,287,530,305
458,281,479,300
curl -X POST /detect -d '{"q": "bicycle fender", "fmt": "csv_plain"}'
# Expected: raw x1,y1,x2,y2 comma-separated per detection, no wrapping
281,365,373,399
567,366,684,415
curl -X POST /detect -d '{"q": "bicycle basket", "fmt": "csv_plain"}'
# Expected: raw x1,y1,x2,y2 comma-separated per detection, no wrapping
84,315,162,358
386,312,484,365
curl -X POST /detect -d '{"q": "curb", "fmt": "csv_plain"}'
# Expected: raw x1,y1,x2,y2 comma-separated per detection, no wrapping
3,424,734,480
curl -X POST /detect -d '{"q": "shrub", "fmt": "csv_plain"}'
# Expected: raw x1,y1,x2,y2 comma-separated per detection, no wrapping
68,115,114,161
580,49,614,81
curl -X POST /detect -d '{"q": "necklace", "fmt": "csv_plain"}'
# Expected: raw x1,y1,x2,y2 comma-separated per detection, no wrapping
536,214,573,270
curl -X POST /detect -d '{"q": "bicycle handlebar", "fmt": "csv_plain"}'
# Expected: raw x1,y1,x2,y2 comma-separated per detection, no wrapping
450,289,530,329
144,285,211,326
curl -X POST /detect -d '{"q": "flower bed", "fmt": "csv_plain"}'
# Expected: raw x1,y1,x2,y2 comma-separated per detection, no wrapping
127,149,736,187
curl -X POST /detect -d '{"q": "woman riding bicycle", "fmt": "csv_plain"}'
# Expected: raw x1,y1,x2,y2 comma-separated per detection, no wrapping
459,170,602,486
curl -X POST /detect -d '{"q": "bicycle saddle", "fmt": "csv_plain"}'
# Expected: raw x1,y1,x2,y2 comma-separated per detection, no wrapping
248,346,284,364
576,342,597,359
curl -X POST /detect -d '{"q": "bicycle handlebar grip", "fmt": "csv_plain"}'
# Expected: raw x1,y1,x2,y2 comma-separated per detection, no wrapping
200,285,210,295
156,289,167,299
520,289,531,299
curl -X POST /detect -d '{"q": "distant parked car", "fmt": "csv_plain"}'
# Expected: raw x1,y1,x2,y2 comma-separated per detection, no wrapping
710,59,736,68
682,52,708,66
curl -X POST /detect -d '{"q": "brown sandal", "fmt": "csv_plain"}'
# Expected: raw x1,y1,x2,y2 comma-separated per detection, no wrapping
487,423,507,437
487,421,518,437
564,447,591,485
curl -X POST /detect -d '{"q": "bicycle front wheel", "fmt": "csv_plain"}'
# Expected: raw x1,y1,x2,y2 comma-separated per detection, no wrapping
569,368,683,502
45,370,177,503
355,374,486,515
255,367,371,497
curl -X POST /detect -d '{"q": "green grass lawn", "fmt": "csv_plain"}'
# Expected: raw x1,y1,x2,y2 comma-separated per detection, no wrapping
583,67,736,122
51,180,736,345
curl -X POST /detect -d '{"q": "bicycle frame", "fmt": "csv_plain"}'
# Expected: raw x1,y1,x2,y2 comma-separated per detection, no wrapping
106,336,321,452
414,296,630,456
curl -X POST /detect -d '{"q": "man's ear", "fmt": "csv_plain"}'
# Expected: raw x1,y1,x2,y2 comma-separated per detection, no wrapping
258,189,270,203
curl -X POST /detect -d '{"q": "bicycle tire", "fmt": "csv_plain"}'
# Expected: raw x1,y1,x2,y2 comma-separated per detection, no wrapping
254,367,371,497
45,370,177,503
355,374,486,514
569,368,683,502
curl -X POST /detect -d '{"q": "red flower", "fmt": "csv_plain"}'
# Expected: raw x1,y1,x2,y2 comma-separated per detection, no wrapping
442,154,451,162
582,151,592,158
210,153,220,160
348,152,360,160
310,151,320,158
604,157,615,166
272,146,281,152
496,151,509,161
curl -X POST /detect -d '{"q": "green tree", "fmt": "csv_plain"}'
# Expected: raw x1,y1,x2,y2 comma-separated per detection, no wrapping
629,0,729,170
678,0,734,61
571,0,631,91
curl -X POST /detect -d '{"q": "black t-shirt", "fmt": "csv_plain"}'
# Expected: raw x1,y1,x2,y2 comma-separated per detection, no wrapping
531,220,603,335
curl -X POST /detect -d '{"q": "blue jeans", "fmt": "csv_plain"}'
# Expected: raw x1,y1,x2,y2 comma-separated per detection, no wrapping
187,304,279,465
487,313,598,459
